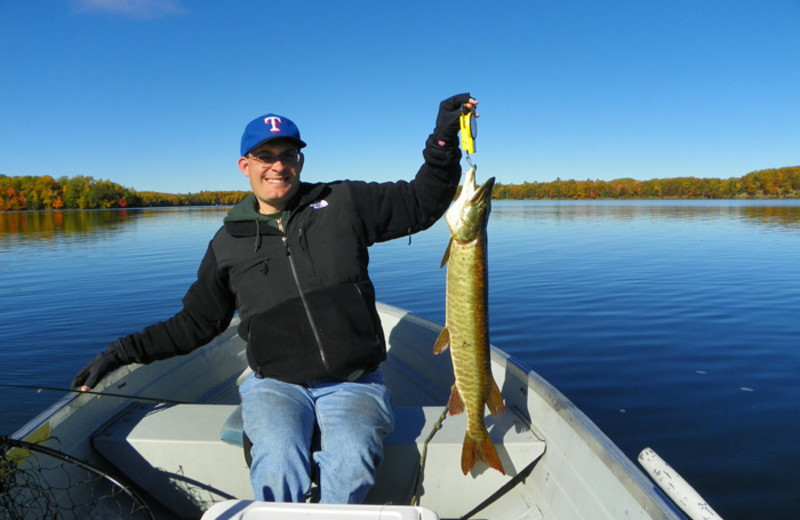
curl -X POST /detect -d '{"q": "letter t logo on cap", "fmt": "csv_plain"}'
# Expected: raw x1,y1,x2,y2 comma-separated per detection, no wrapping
264,116,283,133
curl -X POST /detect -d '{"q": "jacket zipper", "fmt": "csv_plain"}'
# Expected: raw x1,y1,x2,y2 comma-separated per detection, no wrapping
276,218,331,373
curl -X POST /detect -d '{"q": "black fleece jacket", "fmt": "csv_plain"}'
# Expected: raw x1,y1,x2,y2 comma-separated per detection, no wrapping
113,134,462,384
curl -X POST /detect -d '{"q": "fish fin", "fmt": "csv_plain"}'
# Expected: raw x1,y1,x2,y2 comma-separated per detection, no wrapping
461,432,505,475
433,327,450,354
447,384,465,415
440,238,453,268
486,378,506,416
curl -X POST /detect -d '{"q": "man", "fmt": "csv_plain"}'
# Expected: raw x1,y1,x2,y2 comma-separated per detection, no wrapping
72,93,478,504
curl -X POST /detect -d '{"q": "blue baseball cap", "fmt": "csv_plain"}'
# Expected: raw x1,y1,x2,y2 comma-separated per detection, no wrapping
240,113,307,156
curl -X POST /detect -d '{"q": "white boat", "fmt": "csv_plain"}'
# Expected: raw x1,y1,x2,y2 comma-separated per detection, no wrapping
4,302,689,520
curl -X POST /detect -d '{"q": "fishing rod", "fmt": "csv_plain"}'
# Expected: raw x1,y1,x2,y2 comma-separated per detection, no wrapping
0,383,191,405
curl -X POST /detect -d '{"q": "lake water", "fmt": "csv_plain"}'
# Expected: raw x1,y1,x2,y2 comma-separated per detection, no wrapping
1,201,798,519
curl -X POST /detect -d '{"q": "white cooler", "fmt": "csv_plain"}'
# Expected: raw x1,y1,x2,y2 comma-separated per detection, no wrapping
201,500,440,520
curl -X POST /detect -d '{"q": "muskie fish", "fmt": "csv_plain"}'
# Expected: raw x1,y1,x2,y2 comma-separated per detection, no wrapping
434,165,504,475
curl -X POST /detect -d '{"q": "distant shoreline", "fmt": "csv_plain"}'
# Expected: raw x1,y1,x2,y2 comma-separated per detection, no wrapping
492,166,800,200
1,166,798,211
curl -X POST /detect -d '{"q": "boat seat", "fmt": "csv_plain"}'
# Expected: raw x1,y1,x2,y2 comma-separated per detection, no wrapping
94,402,545,518
220,403,546,510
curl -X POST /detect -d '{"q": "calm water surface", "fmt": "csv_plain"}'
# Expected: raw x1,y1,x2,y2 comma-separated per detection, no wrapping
1,201,798,519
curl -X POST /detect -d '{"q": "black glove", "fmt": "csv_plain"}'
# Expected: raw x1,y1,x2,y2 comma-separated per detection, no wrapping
433,93,473,142
71,340,130,390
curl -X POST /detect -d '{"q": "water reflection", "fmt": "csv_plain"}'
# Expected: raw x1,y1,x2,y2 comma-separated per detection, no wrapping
0,207,229,245
0,210,138,243
1,202,798,245
491,201,800,232
739,205,800,230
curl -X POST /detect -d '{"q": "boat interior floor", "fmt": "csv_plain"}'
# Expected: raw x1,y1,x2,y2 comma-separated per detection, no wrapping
92,400,546,518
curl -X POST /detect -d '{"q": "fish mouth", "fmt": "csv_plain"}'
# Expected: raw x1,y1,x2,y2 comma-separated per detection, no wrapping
472,176,496,204
460,166,495,204
445,167,496,239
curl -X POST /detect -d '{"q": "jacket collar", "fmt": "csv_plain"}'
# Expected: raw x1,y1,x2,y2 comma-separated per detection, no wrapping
224,183,329,237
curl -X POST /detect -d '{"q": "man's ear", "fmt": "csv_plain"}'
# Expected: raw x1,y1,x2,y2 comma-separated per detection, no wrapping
238,156,251,177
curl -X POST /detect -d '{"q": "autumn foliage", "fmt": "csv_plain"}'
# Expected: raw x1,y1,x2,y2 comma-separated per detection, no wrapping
493,166,800,200
1,166,799,211
0,175,248,211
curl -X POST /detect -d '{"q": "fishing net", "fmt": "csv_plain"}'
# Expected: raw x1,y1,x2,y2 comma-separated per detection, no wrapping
0,436,154,520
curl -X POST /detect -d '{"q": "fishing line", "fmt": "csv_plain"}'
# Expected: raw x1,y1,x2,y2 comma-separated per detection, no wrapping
0,383,191,405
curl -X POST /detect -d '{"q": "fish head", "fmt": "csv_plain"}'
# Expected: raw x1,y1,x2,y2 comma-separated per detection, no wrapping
445,166,496,242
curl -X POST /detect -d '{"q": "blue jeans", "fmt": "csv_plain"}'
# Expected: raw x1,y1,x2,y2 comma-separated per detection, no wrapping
239,370,394,504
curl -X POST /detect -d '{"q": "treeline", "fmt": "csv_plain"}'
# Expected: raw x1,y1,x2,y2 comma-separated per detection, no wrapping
0,175,248,211
494,166,800,200
2,166,799,211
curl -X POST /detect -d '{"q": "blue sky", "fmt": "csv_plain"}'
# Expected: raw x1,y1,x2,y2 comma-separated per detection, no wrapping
1,0,798,193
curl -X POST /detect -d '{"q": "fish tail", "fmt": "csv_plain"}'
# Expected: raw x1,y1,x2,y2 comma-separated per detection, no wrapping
461,432,505,475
